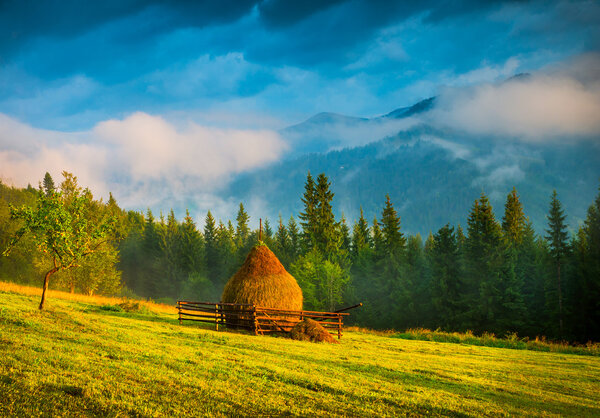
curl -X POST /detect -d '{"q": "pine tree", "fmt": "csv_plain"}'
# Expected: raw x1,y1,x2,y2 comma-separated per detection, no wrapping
372,216,384,260
141,209,162,297
578,184,600,340
518,220,545,336
500,187,527,334
379,195,405,258
314,173,339,260
274,215,292,268
339,214,351,254
287,216,301,262
429,224,461,329
235,203,250,249
262,218,275,248
464,192,504,333
179,209,204,278
351,207,371,258
163,209,181,296
298,172,317,252
545,190,569,337
203,211,219,284
216,220,237,285
42,172,55,196
502,187,526,247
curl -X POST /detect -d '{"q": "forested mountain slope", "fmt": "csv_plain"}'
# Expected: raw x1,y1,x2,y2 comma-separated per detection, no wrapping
227,116,600,235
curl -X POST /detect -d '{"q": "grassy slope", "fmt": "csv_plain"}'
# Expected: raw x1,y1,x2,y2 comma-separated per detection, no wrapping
1,288,599,417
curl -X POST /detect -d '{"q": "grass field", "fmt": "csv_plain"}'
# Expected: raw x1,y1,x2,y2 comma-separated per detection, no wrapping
1,283,599,417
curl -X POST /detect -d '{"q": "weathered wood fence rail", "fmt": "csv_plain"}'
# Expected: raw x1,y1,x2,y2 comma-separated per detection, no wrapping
177,301,349,339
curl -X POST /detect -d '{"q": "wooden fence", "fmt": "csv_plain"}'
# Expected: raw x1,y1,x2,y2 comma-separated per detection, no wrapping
177,301,349,339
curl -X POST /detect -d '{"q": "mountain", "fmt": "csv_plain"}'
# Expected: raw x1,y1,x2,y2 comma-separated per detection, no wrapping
279,97,435,156
223,100,600,235
381,97,436,119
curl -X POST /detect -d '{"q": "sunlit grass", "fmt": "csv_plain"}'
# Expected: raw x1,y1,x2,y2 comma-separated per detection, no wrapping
1,285,599,416
346,326,600,356
0,280,176,315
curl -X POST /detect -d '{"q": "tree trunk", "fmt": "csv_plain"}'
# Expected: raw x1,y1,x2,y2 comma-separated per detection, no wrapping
39,265,59,310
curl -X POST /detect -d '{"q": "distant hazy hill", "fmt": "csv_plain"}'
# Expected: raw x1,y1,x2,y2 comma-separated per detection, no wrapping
224,99,600,235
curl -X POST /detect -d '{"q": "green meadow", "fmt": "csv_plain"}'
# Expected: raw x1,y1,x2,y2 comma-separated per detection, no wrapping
1,286,599,417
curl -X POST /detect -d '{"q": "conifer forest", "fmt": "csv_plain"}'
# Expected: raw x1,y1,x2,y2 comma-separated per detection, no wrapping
1,171,599,343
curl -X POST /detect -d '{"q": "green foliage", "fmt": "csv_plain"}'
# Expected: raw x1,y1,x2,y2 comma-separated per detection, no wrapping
428,224,462,329
502,187,527,247
42,172,55,196
291,249,349,311
545,190,570,337
379,194,405,258
235,203,250,249
3,172,117,309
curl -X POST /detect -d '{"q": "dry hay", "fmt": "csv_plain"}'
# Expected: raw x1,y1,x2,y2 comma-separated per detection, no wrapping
221,243,303,328
290,318,338,343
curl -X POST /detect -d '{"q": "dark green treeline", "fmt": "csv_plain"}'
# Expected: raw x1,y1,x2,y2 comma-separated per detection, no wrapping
1,173,599,343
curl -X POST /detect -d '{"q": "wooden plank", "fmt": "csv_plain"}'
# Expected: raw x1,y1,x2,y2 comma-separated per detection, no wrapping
180,312,218,319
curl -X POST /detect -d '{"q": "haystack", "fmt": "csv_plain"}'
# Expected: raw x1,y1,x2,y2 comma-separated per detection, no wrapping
291,318,338,343
221,243,303,328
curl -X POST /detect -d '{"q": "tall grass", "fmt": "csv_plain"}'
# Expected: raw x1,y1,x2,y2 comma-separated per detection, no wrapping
390,328,600,356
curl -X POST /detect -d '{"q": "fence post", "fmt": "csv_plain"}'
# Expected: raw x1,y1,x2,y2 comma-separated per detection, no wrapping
178,301,181,325
215,304,219,331
253,305,258,335
338,314,342,339
220,304,225,329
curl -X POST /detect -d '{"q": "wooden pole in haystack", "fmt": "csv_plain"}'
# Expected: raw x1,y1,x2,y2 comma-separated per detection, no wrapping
259,218,263,242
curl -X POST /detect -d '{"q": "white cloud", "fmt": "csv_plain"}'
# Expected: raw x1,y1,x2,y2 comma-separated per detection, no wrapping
472,164,525,187
0,112,287,214
420,135,471,159
426,54,600,139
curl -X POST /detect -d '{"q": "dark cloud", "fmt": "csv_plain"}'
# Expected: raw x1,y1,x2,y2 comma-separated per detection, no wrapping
423,0,531,23
0,0,256,58
1,0,598,132
258,0,346,27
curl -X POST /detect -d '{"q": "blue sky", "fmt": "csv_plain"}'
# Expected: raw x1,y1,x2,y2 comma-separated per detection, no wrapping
0,0,599,218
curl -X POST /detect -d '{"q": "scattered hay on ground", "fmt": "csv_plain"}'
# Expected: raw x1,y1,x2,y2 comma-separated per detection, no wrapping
290,318,338,344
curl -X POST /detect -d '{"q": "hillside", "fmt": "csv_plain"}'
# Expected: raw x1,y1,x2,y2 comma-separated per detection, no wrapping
227,115,600,235
1,284,599,416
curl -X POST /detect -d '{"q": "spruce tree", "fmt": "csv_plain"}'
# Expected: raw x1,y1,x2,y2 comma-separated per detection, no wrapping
500,187,527,334
42,172,55,196
141,209,162,297
203,211,219,284
235,203,250,249
274,216,292,268
372,216,384,260
351,207,371,258
179,209,204,278
545,190,569,337
583,185,600,340
287,216,301,261
502,187,526,247
464,192,504,333
429,224,461,329
216,220,237,285
314,173,339,260
298,172,317,251
339,214,351,254
379,195,405,258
